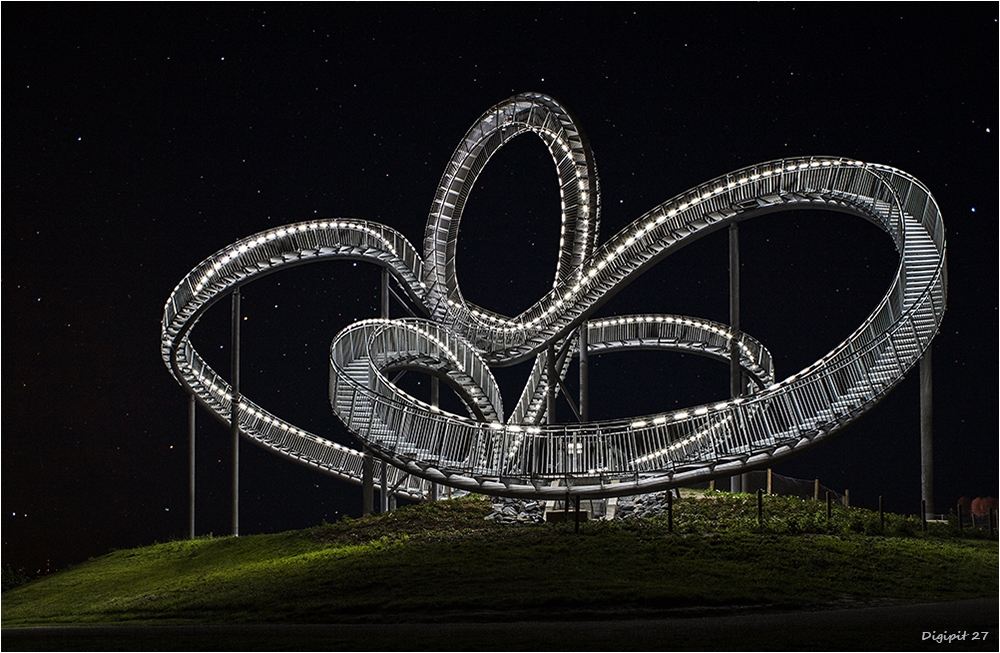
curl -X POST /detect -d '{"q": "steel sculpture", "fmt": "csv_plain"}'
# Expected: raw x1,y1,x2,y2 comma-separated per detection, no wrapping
162,92,946,503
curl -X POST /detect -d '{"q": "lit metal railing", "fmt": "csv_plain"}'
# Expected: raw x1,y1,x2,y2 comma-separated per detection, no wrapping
162,93,945,501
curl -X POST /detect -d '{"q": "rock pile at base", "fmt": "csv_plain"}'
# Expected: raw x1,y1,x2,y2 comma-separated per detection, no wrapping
484,498,545,524
613,491,675,520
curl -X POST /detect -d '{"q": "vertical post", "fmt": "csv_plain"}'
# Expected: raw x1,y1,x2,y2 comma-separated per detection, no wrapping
230,288,241,537
363,267,391,517
380,462,389,513
844,489,850,508
757,488,763,529
578,323,589,423
429,376,439,502
729,222,741,399
729,222,741,493
920,350,934,520
766,468,773,495
920,500,927,532
362,453,374,516
380,267,390,321
546,344,557,425
188,393,196,540
814,479,820,502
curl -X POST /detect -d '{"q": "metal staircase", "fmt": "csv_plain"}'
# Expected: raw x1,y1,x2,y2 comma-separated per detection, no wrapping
162,94,945,502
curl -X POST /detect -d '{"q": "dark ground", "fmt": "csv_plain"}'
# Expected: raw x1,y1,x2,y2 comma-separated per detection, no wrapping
3,597,997,652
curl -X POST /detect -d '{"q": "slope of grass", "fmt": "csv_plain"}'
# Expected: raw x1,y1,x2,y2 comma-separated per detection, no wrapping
3,494,996,627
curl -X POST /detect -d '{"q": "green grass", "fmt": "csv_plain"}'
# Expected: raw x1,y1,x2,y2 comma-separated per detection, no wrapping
3,494,996,627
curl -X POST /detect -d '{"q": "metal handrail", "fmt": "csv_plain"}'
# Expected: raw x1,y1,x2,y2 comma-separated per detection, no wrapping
162,93,945,501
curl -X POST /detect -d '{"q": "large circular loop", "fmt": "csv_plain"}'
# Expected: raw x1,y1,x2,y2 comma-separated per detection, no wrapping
422,93,600,326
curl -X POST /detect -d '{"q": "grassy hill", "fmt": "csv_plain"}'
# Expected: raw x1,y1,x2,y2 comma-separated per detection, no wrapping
3,494,996,628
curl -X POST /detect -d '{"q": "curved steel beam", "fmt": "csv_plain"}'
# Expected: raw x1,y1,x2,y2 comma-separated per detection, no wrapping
162,93,946,502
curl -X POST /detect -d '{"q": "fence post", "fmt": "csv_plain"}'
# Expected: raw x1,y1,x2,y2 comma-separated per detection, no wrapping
844,489,850,508
814,479,820,502
766,469,773,495
757,488,763,529
667,491,674,533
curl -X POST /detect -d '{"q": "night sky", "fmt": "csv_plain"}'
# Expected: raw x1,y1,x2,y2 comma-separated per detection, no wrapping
5,5,997,576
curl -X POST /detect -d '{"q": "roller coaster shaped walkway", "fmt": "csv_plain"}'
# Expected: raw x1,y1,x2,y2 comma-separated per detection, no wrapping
162,93,947,501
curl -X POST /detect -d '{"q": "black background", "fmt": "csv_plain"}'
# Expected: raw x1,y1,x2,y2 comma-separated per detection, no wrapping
4,4,996,575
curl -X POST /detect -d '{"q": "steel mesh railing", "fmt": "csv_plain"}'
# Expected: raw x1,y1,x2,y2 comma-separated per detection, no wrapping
162,93,945,501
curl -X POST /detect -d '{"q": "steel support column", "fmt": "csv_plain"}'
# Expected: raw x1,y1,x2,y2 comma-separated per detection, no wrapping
380,267,390,320
579,323,589,423
360,267,393,515
920,349,934,518
546,343,557,424
188,393,196,539
362,453,374,516
729,223,741,494
380,462,389,513
429,376,439,502
729,222,741,398
230,287,241,536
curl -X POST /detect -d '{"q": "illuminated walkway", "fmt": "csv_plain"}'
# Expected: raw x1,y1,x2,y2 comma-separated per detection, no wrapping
162,93,946,500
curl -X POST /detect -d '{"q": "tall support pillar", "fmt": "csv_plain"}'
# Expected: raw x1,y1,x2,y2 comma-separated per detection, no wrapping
188,393,196,539
920,349,934,519
379,266,390,513
429,376,440,502
230,287,241,537
729,223,742,494
380,267,390,320
362,453,374,516
380,463,389,513
579,323,589,423
728,222,741,399
546,343,557,424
